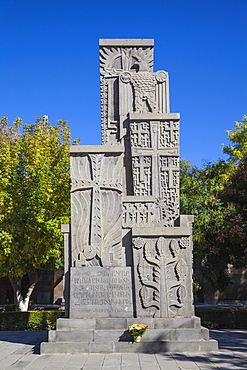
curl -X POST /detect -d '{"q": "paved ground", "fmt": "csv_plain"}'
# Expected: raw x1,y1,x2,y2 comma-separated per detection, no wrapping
0,330,247,369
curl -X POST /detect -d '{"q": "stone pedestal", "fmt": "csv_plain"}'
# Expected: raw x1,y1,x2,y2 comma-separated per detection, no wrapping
41,39,218,353
41,317,218,354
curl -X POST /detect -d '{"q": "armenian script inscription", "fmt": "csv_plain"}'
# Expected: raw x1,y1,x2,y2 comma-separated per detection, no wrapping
70,267,133,318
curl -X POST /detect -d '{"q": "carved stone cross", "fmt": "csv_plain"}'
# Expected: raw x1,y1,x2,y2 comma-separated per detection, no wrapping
130,117,179,199
160,120,179,149
71,153,122,264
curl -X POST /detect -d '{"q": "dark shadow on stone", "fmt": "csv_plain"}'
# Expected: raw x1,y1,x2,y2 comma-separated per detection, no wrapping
126,333,168,353
118,330,133,342
0,330,48,354
210,329,247,352
169,330,247,369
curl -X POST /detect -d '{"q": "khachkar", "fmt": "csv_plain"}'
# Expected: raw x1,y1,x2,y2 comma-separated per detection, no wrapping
41,40,218,353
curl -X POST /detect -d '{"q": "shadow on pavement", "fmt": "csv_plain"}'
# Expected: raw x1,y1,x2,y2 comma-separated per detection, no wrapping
0,330,48,354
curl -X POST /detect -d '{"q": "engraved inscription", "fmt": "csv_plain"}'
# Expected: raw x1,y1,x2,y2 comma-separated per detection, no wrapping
70,267,133,318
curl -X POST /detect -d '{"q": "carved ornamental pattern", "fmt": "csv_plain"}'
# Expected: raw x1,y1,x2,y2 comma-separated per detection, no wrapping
129,119,180,226
132,236,192,317
160,120,179,150
100,45,153,145
70,153,123,267
130,121,151,148
120,71,168,114
100,46,154,76
123,202,156,227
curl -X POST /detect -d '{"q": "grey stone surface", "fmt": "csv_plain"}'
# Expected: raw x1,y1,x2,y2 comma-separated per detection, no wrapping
96,318,127,329
54,317,202,331
56,318,96,330
99,39,154,46
154,317,201,329
69,267,133,318
55,331,94,342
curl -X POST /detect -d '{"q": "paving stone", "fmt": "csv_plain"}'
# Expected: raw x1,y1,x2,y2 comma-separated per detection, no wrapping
63,354,88,369
24,354,55,369
155,353,182,369
102,353,122,366
0,354,23,369
83,353,105,367
121,353,140,367
139,353,159,366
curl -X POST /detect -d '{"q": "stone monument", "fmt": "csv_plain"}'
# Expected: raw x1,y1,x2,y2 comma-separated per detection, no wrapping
41,39,218,353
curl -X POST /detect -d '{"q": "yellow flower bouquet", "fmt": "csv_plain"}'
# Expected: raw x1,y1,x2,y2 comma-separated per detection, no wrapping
127,324,148,337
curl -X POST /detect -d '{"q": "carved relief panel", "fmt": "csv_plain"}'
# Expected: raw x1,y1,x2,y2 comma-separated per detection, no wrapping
119,70,169,115
132,235,193,318
128,116,180,226
70,153,123,267
99,41,154,145
123,200,157,228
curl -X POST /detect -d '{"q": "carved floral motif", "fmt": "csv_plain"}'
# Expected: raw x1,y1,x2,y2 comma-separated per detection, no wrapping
133,236,191,317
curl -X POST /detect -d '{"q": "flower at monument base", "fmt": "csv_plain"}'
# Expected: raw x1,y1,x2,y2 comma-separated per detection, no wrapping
127,324,147,337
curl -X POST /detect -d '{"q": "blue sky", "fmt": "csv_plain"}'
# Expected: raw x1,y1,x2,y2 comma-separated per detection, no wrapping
1,0,247,167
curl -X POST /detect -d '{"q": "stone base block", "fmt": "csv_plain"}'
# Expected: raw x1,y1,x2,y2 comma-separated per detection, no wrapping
41,339,218,354
41,317,218,354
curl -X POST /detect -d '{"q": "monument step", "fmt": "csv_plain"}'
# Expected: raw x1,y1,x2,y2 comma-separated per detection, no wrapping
49,328,209,342
41,338,218,354
56,316,201,331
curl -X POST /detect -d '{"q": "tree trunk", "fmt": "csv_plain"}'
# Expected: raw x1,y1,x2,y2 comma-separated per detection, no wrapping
9,271,39,311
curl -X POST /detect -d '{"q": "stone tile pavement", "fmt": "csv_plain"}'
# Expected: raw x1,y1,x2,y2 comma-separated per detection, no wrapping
0,330,247,369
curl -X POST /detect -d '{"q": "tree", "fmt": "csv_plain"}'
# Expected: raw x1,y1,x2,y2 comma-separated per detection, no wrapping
180,115,247,297
223,115,247,162
217,115,247,268
180,159,234,293
0,116,71,310
218,154,247,269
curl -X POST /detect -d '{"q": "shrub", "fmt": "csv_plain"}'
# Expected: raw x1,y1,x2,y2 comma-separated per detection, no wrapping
195,307,247,329
0,310,64,331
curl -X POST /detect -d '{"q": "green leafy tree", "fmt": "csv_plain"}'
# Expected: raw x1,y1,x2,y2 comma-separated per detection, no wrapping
0,116,71,311
217,115,247,269
223,115,247,162
180,159,233,293
180,115,247,296
218,154,247,268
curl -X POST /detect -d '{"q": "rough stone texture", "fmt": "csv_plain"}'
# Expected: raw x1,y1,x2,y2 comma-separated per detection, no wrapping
41,39,218,353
